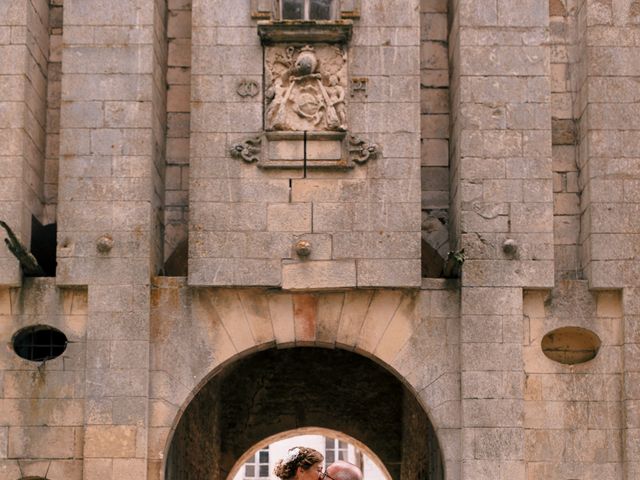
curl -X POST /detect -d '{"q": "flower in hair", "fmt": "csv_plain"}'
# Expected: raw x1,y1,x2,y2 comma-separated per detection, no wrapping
284,447,301,464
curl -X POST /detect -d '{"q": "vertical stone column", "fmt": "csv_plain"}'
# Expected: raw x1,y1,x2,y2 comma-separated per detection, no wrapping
57,0,166,477
623,287,640,479
341,0,421,287
579,0,640,289
0,0,49,284
449,1,553,478
575,3,640,476
188,0,272,285
459,287,525,478
420,0,451,275
550,0,581,279
163,0,192,275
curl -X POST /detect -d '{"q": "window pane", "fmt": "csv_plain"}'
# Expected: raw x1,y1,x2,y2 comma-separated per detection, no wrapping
309,0,332,19
259,465,269,477
325,437,333,448
282,0,304,19
326,451,335,464
259,451,269,463
246,466,255,477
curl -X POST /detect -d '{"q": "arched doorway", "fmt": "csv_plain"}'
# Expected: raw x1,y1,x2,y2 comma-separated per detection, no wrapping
165,347,443,480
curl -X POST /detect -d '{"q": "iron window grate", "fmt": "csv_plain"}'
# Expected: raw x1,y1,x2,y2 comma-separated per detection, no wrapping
12,325,68,362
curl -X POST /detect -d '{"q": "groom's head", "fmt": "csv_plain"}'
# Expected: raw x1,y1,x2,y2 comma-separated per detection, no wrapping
326,461,363,480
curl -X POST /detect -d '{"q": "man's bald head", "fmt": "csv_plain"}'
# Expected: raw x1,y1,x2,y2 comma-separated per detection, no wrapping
326,461,363,480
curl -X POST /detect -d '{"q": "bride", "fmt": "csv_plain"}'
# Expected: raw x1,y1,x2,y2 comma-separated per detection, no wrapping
274,447,324,480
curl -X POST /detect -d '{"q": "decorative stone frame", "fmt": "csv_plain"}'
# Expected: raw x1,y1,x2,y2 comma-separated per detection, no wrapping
251,0,360,20
257,21,352,44
231,131,379,169
236,0,380,170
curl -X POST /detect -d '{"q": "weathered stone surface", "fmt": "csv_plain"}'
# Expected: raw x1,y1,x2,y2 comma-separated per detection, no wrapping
282,260,356,290
2,1,640,479
8,427,78,458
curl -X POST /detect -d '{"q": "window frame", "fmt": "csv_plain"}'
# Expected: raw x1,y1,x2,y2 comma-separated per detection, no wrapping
280,0,339,20
325,437,348,465
244,448,270,480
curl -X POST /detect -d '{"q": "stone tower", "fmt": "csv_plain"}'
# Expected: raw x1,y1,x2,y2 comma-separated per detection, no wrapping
0,0,638,479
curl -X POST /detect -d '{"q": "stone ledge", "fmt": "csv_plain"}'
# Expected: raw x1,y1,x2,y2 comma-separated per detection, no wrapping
421,277,460,290
258,20,353,44
152,276,187,288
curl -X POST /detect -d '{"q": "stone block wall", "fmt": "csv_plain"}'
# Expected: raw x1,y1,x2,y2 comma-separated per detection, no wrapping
420,0,451,277
450,0,555,288
449,1,555,478
550,0,581,280
57,0,168,478
0,0,50,284
623,287,640,478
163,0,192,274
44,0,64,226
57,0,167,285
0,1,639,480
401,388,444,480
188,0,422,288
0,280,86,480
524,283,623,478
565,4,640,475
577,0,640,289
152,283,457,480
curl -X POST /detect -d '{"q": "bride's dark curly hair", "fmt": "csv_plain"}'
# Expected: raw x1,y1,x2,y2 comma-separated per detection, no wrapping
274,447,324,480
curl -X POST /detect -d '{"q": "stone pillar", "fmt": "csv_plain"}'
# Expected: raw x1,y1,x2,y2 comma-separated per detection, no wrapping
579,0,640,289
574,3,640,476
188,0,274,285
623,287,640,479
459,287,525,478
0,0,49,284
57,0,167,477
449,0,553,477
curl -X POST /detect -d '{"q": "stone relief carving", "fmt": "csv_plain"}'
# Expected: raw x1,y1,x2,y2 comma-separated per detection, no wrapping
236,79,260,97
350,77,368,97
229,133,380,167
265,44,347,132
230,136,262,163
348,135,379,164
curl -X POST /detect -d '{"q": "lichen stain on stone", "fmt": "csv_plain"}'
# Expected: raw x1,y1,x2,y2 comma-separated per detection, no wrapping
30,365,47,391
631,0,640,16
549,0,568,16
150,287,183,343
133,225,145,240
293,293,318,341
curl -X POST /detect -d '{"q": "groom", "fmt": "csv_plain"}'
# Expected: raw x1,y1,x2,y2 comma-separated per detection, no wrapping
324,460,363,480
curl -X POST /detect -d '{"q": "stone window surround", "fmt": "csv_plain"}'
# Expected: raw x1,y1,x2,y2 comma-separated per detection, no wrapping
243,448,270,479
251,0,360,20
281,0,338,20
243,6,371,171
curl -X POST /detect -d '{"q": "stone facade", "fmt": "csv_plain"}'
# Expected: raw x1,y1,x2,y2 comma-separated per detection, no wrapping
0,0,639,479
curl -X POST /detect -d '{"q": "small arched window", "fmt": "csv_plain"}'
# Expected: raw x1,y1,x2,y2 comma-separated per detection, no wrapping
281,0,337,20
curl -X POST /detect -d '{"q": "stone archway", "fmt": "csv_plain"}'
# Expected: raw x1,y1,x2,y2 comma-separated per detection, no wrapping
149,283,460,479
164,347,443,480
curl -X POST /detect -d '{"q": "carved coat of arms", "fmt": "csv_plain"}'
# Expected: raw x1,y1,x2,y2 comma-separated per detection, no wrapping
265,44,348,132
